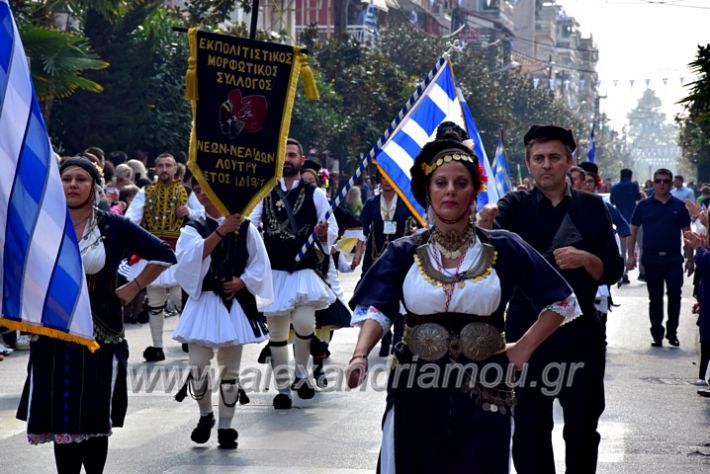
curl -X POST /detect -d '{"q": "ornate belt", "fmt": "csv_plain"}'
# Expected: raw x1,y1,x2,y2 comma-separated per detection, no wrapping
404,321,506,362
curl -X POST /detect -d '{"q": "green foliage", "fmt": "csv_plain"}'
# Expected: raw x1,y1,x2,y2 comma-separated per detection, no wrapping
20,25,108,101
50,1,169,155
678,45,710,181
627,89,677,146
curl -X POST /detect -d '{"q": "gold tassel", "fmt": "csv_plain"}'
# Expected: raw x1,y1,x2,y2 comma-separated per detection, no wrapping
184,28,198,101
298,49,319,101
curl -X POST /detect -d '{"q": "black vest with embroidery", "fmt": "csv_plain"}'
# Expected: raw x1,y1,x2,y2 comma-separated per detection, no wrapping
185,218,265,335
262,183,322,273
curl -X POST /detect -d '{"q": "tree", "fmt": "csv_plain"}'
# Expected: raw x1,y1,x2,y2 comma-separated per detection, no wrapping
627,88,677,146
11,1,110,125
678,44,710,182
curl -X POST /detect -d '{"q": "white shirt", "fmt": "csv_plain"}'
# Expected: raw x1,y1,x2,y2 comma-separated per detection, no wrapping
125,186,205,224
248,178,339,252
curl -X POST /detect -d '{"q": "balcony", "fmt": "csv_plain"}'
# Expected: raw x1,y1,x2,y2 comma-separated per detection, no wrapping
295,24,378,49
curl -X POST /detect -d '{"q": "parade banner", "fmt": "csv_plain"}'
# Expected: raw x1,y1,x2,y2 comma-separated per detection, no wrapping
185,28,318,217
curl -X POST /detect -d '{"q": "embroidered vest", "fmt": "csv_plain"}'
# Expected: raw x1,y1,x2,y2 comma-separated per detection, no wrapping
142,181,188,241
262,183,322,272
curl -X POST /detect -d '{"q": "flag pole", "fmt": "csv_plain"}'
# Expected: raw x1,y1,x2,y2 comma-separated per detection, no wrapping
294,43,461,263
249,0,260,40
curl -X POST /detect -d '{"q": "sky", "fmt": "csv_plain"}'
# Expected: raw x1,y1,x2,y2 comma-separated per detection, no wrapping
554,0,709,133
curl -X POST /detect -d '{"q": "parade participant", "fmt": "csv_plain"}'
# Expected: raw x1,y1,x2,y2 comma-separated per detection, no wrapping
611,168,642,285
359,175,417,356
172,179,272,449
124,152,204,362
346,124,580,473
479,125,624,474
627,168,693,347
249,138,338,408
683,229,710,390
17,157,175,474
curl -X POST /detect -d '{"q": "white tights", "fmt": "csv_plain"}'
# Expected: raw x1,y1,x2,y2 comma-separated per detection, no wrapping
266,306,316,392
188,344,243,429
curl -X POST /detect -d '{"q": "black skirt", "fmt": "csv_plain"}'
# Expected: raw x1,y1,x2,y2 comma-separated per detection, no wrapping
16,336,129,441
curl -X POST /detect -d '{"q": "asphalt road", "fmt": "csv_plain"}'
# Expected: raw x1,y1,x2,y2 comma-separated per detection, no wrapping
1,268,709,473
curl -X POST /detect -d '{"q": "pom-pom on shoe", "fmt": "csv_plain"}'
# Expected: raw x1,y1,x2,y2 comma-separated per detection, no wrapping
190,412,215,444
272,393,292,409
217,428,238,449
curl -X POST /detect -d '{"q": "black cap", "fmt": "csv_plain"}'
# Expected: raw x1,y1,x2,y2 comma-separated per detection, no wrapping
579,161,598,176
523,125,576,152
302,159,321,173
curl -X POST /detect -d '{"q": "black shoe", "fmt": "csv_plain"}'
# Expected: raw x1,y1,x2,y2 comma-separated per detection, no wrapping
667,336,680,347
143,346,165,362
698,389,710,398
314,363,328,388
190,413,215,444
257,344,271,364
622,275,630,284
291,377,316,399
651,340,663,347
217,428,238,449
638,274,646,282
272,393,292,409
182,343,189,353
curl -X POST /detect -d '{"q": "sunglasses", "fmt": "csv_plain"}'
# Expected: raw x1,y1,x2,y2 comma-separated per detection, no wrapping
654,178,671,184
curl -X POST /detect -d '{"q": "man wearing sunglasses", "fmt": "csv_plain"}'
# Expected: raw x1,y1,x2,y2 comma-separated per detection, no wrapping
626,168,693,347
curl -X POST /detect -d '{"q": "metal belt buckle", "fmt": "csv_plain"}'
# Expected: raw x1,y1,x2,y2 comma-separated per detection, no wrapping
460,322,506,361
406,323,450,361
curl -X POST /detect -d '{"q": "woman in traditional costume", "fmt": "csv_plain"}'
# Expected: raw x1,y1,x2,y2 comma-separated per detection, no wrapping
172,180,272,449
346,124,581,473
17,157,176,474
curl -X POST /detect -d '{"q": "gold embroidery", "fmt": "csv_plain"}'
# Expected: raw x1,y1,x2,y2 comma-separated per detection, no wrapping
142,181,188,240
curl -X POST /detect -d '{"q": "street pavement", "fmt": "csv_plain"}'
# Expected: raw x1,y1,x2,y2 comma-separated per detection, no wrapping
1,268,709,473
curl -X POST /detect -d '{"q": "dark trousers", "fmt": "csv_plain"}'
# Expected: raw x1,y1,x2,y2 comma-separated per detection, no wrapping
512,328,606,474
643,256,683,341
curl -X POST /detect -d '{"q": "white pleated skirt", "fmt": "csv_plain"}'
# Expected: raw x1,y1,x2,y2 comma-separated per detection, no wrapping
261,269,335,316
125,259,177,288
173,292,268,347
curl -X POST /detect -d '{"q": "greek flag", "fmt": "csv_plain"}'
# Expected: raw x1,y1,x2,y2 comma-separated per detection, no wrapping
373,61,499,222
587,126,596,163
0,0,97,351
492,138,513,196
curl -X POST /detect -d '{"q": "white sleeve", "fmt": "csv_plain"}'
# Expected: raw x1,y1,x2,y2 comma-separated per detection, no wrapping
241,222,274,309
248,200,264,229
541,293,582,326
124,189,145,224
174,226,211,299
313,187,338,251
186,192,205,220
337,252,353,273
351,305,392,332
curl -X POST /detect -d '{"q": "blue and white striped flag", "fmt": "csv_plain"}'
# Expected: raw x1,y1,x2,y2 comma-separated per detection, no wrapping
373,61,498,222
0,0,97,351
587,125,596,163
492,138,513,197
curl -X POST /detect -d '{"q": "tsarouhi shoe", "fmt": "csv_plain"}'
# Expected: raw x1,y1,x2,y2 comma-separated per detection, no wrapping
190,412,215,444
272,393,292,409
291,377,316,400
217,428,238,449
143,346,165,362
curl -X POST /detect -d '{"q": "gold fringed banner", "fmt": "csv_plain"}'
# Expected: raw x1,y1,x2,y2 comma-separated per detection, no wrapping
185,29,319,218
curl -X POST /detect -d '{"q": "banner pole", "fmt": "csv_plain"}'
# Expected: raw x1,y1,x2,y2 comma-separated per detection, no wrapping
294,52,453,263
250,0,260,40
